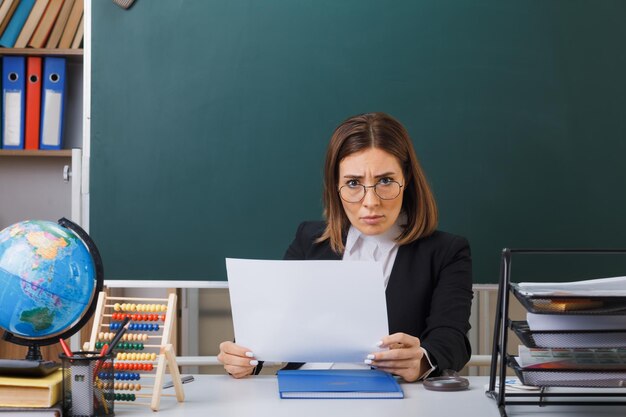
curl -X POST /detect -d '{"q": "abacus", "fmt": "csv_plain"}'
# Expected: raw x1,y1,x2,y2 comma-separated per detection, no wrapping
85,292,185,411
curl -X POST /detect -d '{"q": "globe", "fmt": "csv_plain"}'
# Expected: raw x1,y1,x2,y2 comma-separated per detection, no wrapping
0,218,103,361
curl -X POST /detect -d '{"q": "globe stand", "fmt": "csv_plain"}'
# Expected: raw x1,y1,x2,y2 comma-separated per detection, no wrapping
25,344,43,362
0,333,59,376
0,218,104,377
1,330,44,361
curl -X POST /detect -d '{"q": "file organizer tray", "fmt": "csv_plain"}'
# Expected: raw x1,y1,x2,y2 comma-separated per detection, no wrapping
508,357,626,388
511,321,626,349
487,249,626,417
511,284,626,315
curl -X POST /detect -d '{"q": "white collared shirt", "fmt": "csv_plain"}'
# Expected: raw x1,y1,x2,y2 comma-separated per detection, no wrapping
299,217,436,379
342,221,401,288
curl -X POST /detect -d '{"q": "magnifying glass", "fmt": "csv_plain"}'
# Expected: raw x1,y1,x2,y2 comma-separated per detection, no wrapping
423,370,470,392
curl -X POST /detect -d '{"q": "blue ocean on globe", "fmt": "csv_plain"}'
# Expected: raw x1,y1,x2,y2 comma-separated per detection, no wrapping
0,220,96,339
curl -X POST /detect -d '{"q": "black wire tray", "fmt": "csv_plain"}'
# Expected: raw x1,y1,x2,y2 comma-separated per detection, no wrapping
511,321,626,349
511,284,626,315
508,356,626,388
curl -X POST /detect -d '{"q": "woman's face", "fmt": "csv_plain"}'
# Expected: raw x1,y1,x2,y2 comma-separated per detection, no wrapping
338,147,405,236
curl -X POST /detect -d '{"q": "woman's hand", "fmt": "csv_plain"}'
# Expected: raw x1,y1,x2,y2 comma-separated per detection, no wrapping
217,341,258,378
365,332,429,382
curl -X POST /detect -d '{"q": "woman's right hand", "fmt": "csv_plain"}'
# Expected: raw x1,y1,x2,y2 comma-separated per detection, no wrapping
217,341,258,378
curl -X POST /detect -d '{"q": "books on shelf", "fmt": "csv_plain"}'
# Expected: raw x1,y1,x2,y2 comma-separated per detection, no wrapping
0,369,62,408
58,0,82,49
70,11,82,49
14,0,50,49
0,0,37,48
0,0,21,38
28,0,65,48
46,0,75,48
0,0,83,50
277,369,404,399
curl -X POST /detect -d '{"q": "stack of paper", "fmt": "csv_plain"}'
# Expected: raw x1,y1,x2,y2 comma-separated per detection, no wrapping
516,276,626,297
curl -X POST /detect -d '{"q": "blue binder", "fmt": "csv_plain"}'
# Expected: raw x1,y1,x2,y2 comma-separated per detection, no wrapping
1,56,26,150
277,369,404,399
40,57,67,150
0,0,37,48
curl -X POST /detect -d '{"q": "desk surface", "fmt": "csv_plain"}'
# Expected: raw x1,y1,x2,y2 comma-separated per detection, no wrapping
117,375,626,417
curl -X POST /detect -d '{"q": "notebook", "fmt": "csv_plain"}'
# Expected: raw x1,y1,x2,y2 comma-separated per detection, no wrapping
277,369,404,399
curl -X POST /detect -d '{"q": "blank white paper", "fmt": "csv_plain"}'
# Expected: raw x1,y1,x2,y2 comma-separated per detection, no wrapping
226,258,389,363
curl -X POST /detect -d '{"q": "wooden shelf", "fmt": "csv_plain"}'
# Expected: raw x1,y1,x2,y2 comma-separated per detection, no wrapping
0,149,72,157
0,48,83,63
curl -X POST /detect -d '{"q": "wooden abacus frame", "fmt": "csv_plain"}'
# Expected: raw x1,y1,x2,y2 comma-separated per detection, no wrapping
86,291,185,411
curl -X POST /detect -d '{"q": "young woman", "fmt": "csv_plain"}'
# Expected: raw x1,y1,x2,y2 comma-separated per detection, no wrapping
218,112,473,382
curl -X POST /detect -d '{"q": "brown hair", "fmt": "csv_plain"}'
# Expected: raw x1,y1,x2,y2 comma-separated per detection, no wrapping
318,112,438,253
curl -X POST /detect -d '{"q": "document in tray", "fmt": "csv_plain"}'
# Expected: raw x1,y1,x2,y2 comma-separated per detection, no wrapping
527,312,626,331
226,258,389,363
515,276,626,297
517,345,626,370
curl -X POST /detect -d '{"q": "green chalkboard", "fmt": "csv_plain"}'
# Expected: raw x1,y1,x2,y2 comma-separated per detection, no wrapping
91,1,626,283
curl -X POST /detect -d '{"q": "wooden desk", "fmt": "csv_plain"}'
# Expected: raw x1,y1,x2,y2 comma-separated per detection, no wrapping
114,375,626,417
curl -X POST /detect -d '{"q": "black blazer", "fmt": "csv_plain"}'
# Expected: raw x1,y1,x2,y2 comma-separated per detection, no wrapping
281,221,473,375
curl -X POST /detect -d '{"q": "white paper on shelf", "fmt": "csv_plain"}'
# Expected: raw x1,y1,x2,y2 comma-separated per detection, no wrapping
516,276,626,297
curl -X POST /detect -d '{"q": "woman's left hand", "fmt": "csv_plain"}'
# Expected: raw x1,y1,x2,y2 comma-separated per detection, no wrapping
366,332,429,382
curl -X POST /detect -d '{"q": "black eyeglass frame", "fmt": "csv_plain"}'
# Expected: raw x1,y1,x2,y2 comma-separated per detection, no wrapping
338,180,404,203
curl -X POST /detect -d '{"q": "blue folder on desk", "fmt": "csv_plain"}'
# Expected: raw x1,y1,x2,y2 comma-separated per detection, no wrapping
277,369,404,399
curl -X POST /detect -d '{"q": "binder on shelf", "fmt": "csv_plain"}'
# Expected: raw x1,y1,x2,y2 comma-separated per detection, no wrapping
39,57,66,150
0,0,37,48
0,0,20,38
28,0,65,49
1,56,26,150
25,56,43,150
45,0,75,48
277,369,404,399
58,0,82,49
14,0,50,49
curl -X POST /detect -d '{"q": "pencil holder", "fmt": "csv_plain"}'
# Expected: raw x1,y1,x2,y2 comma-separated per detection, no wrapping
60,351,114,417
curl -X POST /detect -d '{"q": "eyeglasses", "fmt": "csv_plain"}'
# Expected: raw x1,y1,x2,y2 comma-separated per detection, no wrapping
338,180,403,203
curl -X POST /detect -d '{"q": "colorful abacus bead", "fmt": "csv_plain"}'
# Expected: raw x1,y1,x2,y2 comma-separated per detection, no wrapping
115,393,136,402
